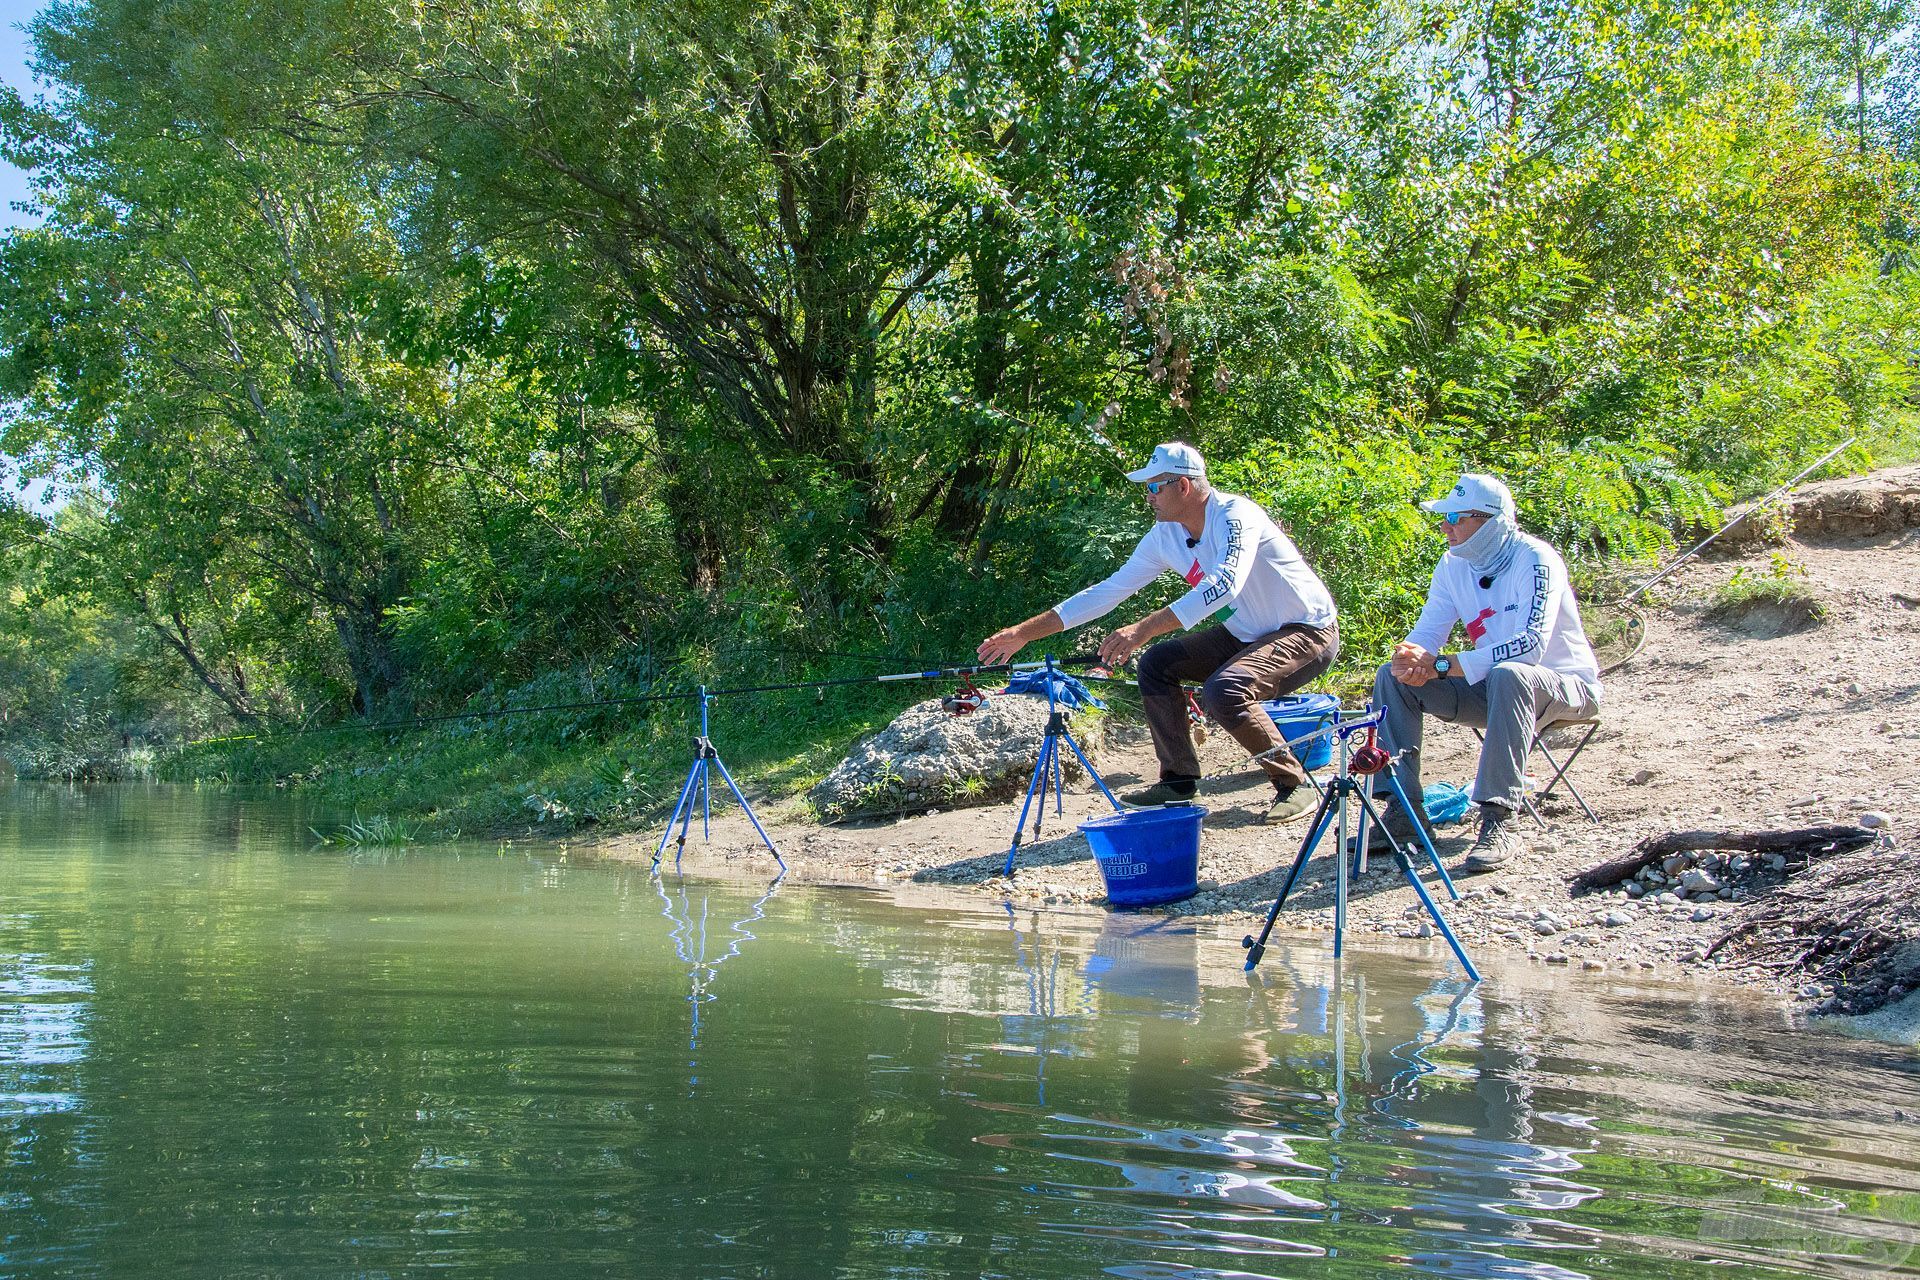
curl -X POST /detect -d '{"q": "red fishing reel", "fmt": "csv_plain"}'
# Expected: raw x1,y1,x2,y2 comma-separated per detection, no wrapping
1185,689,1208,746
1349,726,1391,776
942,674,988,715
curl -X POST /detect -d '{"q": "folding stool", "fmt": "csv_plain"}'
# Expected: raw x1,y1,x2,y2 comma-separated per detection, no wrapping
1472,715,1602,828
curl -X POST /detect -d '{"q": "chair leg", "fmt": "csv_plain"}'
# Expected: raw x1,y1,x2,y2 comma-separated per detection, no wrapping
1535,721,1601,823
1471,721,1600,826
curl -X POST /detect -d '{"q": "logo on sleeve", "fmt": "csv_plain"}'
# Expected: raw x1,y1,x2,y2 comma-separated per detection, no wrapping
1465,606,1497,642
1185,560,1204,586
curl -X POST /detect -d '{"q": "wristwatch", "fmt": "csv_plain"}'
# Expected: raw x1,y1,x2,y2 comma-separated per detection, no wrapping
1432,655,1453,677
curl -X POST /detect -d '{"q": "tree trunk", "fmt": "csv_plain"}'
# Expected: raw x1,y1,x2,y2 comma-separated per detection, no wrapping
936,221,1011,541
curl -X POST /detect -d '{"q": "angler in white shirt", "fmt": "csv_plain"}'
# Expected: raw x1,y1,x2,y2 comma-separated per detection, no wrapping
1372,472,1603,872
977,442,1339,824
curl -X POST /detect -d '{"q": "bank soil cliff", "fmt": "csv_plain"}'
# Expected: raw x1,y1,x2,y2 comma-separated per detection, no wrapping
596,466,1920,1032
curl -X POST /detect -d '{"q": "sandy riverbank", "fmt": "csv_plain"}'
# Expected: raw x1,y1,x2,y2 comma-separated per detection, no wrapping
590,469,1920,1036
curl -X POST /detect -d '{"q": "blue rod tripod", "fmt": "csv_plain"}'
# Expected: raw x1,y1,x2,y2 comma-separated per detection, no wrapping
653,686,786,872
1002,656,1121,877
1242,709,1478,981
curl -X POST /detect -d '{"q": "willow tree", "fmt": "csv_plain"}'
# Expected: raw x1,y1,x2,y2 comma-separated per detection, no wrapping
0,96,470,713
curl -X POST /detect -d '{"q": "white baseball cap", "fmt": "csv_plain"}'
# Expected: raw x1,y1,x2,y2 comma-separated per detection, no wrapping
1419,472,1514,519
1125,441,1207,483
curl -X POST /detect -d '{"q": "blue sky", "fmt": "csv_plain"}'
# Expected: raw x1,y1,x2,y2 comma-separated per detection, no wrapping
1,2,51,513
1,0,44,231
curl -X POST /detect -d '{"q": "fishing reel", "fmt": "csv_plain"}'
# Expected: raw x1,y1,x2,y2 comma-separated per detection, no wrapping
1348,726,1391,776
1186,689,1208,746
942,674,988,716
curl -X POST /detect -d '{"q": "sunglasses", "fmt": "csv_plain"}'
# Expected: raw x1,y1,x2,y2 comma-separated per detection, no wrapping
1441,510,1489,525
1145,479,1182,494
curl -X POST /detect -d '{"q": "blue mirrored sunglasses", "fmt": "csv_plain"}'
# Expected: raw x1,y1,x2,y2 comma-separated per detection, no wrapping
1441,510,1488,525
1145,479,1181,494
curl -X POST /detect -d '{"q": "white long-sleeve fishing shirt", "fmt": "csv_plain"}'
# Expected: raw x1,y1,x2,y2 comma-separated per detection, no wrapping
1053,489,1336,641
1407,532,1602,691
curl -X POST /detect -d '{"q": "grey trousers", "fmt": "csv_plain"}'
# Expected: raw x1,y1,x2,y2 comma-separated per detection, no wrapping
1371,661,1600,812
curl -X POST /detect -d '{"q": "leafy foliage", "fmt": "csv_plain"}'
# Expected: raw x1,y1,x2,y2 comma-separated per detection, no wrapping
0,0,1913,808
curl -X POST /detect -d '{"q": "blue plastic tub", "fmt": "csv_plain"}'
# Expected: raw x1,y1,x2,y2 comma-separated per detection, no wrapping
1078,806,1207,907
1261,692,1339,771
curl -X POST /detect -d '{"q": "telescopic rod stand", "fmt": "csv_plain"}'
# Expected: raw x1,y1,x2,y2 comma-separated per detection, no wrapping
1002,655,1122,877
654,685,786,872
1242,708,1478,981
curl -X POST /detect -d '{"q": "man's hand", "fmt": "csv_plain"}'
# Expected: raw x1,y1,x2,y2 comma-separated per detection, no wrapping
977,627,1028,667
1390,642,1437,686
1098,623,1145,667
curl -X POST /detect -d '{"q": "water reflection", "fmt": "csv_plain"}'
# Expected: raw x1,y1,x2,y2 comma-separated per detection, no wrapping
0,948,91,1118
652,870,783,1055
0,785,1917,1279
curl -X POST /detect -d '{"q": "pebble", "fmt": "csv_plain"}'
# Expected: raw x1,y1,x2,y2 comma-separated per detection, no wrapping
1545,953,1571,965
1847,681,1865,695
1690,906,1719,922
1534,919,1561,936
1624,882,1646,898
1628,769,1655,785
1416,921,1434,939
1603,910,1633,927
1861,811,1891,830
1679,868,1723,894
1582,959,1607,971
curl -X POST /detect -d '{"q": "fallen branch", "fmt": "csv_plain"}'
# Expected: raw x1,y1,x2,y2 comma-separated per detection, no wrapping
1572,825,1876,892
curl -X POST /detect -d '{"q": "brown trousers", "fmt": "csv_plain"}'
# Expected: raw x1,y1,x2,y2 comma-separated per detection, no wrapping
1137,621,1340,789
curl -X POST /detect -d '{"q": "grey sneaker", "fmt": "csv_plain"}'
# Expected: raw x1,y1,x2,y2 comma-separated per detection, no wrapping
1121,779,1199,807
1462,802,1524,873
1261,787,1315,825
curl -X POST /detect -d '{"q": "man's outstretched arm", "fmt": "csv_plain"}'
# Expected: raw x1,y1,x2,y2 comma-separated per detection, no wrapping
977,611,1065,666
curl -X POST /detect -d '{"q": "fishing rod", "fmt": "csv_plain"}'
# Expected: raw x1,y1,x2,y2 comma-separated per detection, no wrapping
1621,437,1855,604
193,655,1123,746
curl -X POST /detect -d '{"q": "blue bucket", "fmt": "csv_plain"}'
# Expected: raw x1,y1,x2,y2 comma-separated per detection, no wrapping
1262,692,1339,771
1078,806,1207,908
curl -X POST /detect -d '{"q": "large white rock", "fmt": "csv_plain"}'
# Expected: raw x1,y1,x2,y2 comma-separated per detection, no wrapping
808,694,1104,822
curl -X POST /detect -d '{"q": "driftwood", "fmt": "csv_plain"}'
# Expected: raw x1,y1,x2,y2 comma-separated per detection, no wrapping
1572,825,1878,892
1709,850,1919,1011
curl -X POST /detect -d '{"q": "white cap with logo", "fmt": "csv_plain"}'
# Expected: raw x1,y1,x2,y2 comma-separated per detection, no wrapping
1125,442,1207,483
1419,472,1515,519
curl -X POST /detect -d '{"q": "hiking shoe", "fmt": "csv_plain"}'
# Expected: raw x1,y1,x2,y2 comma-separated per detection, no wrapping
1462,802,1524,873
1121,779,1199,807
1261,786,1314,825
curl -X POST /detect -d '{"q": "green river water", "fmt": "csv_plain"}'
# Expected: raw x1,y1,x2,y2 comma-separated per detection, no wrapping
3,783,1918,1278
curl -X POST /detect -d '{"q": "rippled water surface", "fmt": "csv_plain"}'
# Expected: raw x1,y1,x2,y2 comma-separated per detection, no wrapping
3,784,1918,1278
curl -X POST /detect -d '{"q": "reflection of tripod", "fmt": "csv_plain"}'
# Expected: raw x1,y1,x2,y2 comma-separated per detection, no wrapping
1242,708,1479,981
654,871,784,1059
1002,656,1121,877
653,686,786,872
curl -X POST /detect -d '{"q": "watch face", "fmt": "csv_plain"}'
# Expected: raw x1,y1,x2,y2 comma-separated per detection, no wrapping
1435,657,1451,675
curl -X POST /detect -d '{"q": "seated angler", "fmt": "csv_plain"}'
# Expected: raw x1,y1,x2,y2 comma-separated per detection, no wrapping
976,442,1339,824
1370,472,1602,872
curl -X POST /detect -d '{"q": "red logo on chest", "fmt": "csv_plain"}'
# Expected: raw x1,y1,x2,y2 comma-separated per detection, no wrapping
1185,559,1204,587
1465,607,1497,642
